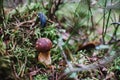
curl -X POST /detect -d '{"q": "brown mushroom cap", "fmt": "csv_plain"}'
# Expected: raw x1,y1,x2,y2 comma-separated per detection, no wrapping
35,38,52,52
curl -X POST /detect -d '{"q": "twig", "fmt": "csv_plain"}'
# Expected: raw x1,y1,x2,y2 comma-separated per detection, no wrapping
13,16,21,24
87,0,94,30
102,0,108,44
48,0,63,20
58,49,120,80
108,15,120,44
58,37,73,69
12,19,35,28
111,22,120,25
103,9,112,43
21,56,27,77
57,32,79,80
11,62,20,80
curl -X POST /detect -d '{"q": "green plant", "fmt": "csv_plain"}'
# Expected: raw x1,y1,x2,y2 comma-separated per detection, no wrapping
110,57,120,71
34,74,48,80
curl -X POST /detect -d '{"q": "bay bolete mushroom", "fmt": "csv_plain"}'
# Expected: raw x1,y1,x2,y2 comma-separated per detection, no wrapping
35,38,52,65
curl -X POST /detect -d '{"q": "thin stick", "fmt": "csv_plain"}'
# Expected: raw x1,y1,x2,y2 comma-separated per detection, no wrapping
87,0,94,29
108,15,120,44
102,0,108,44
58,37,73,69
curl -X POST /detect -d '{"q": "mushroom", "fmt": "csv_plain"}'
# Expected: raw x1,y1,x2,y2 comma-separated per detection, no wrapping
35,38,52,65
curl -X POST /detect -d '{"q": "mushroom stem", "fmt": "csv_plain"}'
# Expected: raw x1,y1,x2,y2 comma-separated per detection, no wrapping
38,51,51,65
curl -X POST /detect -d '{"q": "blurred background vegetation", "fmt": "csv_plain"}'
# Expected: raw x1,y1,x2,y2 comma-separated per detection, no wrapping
0,0,120,80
